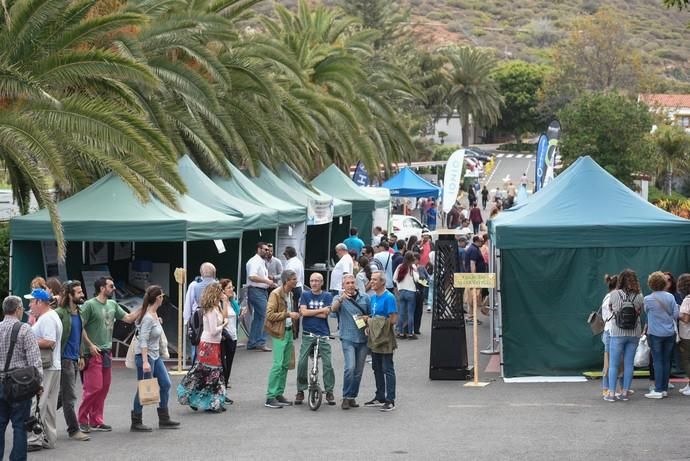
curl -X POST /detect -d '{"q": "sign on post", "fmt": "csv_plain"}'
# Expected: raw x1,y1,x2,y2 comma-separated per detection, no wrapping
455,273,496,388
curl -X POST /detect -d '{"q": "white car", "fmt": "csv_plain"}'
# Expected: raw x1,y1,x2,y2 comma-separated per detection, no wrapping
390,214,428,242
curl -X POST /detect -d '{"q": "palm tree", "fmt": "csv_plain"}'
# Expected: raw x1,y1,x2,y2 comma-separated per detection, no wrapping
444,46,502,147
654,123,690,196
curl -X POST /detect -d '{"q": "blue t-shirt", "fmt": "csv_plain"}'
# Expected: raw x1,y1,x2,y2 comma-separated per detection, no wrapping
427,208,437,226
343,236,365,256
464,244,486,273
299,290,333,336
63,313,82,360
370,290,398,318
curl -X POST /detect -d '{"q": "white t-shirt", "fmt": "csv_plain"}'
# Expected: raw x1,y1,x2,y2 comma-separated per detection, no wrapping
601,292,614,332
285,256,304,288
33,309,63,370
330,254,353,292
372,234,382,247
679,296,690,339
246,254,269,288
224,304,238,341
393,264,419,292
374,251,394,288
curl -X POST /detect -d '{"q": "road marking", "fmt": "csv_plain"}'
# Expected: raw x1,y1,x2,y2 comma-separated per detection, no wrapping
509,403,594,408
447,404,487,408
485,159,502,184
506,153,514,158
515,154,524,158
496,153,505,158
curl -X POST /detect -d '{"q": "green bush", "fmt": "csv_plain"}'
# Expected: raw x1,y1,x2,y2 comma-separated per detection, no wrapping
649,185,687,203
496,142,537,152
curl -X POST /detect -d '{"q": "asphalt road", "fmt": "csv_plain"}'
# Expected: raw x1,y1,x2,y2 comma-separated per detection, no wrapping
483,152,535,194
9,313,690,461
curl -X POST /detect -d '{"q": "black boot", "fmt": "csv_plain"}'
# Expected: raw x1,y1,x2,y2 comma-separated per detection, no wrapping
157,407,181,429
130,411,152,432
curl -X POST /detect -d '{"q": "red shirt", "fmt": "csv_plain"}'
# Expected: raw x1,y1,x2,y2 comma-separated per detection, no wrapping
469,207,483,224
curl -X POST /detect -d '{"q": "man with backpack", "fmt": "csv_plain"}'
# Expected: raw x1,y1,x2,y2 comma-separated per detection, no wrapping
0,295,42,461
183,263,217,362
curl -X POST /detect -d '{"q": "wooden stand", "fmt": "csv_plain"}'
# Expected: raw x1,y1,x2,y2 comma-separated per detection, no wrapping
169,267,187,376
464,289,489,387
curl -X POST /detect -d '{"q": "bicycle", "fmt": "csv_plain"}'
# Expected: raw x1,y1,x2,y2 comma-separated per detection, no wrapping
303,332,334,411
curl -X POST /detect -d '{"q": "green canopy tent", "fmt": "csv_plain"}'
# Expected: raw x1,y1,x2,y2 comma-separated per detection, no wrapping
312,164,390,243
488,156,690,377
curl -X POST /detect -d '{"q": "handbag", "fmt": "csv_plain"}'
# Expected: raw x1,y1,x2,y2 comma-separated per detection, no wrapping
587,307,605,336
160,329,170,360
634,335,650,367
1,322,42,401
125,335,137,369
138,377,160,406
40,348,53,368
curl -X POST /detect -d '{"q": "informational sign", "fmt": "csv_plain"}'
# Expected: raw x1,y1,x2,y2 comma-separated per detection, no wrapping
443,149,465,213
41,240,67,280
277,222,307,265
113,242,132,261
454,273,496,289
306,199,333,225
89,242,108,265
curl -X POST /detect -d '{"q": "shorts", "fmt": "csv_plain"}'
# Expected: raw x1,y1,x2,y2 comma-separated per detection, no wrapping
602,330,611,353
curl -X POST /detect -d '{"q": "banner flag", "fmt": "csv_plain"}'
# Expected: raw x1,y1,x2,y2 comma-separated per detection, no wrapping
352,161,370,186
535,134,548,192
442,149,465,213
543,120,561,188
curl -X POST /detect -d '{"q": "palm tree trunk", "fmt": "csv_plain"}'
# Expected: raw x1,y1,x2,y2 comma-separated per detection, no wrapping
461,113,470,147
666,161,673,196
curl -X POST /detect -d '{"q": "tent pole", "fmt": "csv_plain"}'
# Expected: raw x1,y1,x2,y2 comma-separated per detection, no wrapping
82,242,86,265
8,240,13,295
181,241,188,369
237,234,243,287
496,248,504,378
326,221,333,289
481,239,498,355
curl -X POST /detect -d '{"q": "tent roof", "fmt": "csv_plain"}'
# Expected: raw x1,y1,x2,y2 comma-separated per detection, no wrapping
178,155,279,230
10,173,243,242
212,161,305,226
381,167,441,198
489,156,690,249
278,165,352,217
312,164,379,213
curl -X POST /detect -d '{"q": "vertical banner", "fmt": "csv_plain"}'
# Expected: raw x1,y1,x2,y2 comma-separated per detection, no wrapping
534,134,548,192
442,149,465,213
276,222,307,265
542,120,561,189
352,161,370,186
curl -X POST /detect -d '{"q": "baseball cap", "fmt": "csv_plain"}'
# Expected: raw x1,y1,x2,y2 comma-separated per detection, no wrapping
24,288,51,302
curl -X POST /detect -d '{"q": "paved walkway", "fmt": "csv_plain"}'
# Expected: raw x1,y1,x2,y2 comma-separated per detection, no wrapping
9,314,690,460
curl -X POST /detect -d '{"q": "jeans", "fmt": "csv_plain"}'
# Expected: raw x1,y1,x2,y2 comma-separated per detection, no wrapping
0,382,32,461
247,287,269,349
372,352,396,403
133,354,171,413
296,334,335,393
648,334,675,393
266,328,293,399
472,222,480,234
341,340,368,399
60,359,80,434
79,352,112,426
396,290,416,335
608,335,638,392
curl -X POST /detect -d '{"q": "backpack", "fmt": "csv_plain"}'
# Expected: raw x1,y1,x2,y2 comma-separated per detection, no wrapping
615,291,638,330
187,309,204,346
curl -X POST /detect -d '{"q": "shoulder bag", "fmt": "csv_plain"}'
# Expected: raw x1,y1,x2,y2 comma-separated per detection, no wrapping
587,306,605,336
1,322,42,401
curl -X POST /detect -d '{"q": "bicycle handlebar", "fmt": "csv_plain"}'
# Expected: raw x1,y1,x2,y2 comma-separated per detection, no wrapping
303,332,337,340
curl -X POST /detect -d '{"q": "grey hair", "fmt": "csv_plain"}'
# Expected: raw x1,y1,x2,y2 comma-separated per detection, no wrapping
281,269,297,285
335,243,348,252
200,262,216,278
2,296,23,315
371,270,386,284
342,273,356,283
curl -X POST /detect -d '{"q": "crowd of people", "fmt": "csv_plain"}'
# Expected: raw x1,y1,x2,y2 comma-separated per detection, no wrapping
601,269,690,402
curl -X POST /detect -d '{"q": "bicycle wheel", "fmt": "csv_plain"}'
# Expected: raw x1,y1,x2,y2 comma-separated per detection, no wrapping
308,388,322,411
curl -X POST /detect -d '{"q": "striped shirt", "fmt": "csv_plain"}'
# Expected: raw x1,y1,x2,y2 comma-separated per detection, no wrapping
608,290,643,337
0,318,42,377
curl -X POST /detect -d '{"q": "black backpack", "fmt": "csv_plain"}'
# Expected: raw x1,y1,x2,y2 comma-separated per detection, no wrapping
615,291,638,330
187,309,204,346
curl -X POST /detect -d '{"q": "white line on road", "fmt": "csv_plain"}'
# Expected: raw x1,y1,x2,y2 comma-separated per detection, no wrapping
515,154,524,158
496,153,505,158
447,404,487,408
509,403,594,408
506,153,514,158
485,159,502,184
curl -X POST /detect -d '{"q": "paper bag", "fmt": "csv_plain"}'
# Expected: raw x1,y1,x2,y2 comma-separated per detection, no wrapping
138,378,160,406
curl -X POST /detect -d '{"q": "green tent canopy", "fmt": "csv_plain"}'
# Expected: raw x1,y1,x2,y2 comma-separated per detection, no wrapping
212,161,305,225
277,164,352,218
312,164,381,242
10,173,244,242
177,155,279,230
488,156,690,377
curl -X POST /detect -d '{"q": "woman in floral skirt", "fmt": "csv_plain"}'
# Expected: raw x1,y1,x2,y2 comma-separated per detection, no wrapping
177,282,228,412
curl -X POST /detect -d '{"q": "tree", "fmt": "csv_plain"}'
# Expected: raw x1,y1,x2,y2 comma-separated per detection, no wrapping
492,61,549,145
653,124,690,195
539,9,646,117
664,0,689,9
444,46,502,147
558,92,655,186
338,0,409,50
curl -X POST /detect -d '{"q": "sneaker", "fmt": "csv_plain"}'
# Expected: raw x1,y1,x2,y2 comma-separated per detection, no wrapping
644,391,664,399
668,382,675,389
426,307,431,312
408,334,418,340
294,391,304,405
679,385,690,394
603,394,616,402
341,399,351,410
275,395,293,406
662,391,668,398
91,424,112,432
349,399,360,408
27,445,42,452
69,431,90,441
396,334,407,339
616,392,629,401
627,389,635,395
364,398,385,407
681,387,690,396
79,424,91,434
380,401,396,412
326,392,336,405
265,398,283,409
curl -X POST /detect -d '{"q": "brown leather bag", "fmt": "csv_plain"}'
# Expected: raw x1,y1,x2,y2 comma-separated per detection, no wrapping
264,317,283,338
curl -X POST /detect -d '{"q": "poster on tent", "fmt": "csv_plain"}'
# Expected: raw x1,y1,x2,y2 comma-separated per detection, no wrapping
276,222,307,265
113,242,132,261
41,241,67,281
306,199,333,225
88,242,108,265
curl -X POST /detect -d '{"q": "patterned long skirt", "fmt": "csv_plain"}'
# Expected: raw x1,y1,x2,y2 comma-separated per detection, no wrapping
177,342,225,411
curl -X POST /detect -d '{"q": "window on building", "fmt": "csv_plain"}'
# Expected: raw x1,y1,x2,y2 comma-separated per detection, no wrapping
678,115,690,128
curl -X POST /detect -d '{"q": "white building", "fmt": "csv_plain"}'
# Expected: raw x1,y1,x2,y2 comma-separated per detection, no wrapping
639,93,690,132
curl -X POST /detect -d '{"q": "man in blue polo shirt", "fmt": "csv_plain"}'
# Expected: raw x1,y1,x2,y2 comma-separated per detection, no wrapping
364,271,398,412
294,273,335,406
343,228,365,257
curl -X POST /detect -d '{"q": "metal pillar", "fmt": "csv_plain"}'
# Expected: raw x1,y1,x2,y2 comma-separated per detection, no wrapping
481,240,499,355
8,240,13,295
181,241,188,369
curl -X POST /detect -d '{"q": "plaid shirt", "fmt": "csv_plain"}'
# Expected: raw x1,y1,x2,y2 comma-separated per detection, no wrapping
0,317,43,377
